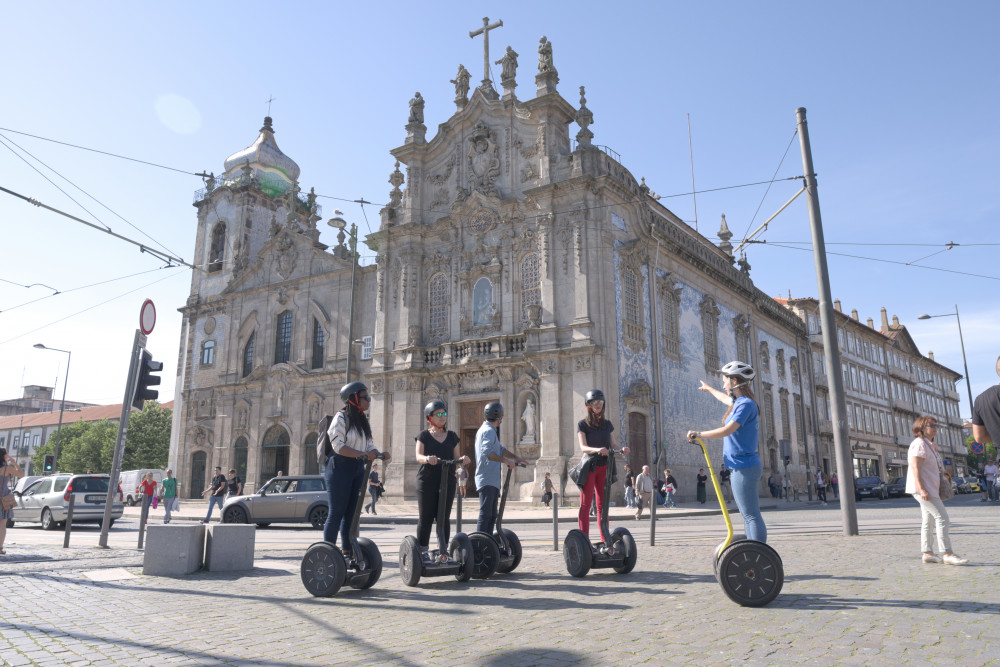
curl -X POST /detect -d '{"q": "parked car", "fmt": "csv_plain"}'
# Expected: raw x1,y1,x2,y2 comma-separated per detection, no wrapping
854,476,887,501
952,476,971,494
11,474,123,530
886,476,907,498
963,477,982,493
13,475,43,494
221,475,328,529
118,469,164,506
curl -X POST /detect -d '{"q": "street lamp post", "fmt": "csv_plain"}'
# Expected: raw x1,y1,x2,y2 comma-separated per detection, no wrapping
917,305,975,420
34,343,71,470
328,212,359,382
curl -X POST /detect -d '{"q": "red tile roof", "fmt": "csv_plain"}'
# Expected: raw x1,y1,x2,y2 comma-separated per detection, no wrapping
0,401,173,430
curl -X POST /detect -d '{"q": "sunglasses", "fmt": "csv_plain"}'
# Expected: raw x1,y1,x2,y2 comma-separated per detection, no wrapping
433,411,447,418
358,395,370,401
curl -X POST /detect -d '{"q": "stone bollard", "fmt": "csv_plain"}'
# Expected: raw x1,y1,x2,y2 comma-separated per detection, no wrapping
205,524,256,572
143,524,205,576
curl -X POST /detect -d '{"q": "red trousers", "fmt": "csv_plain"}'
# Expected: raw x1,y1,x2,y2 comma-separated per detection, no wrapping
577,463,610,543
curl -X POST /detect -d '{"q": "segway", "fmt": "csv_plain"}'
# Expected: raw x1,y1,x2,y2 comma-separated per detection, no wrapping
399,459,474,586
301,453,385,597
690,436,783,607
563,448,637,577
468,461,526,578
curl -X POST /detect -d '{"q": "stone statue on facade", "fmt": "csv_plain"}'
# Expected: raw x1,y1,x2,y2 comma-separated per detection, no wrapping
520,397,536,443
496,46,518,93
538,36,556,73
451,65,471,108
408,92,425,124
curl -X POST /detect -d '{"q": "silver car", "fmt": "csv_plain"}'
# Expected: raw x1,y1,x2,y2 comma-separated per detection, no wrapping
222,475,328,529
12,474,124,530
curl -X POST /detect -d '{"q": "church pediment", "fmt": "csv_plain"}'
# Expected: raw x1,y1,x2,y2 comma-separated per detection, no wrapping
224,229,349,294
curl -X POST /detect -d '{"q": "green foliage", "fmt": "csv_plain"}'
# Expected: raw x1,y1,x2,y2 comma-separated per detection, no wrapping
31,402,172,475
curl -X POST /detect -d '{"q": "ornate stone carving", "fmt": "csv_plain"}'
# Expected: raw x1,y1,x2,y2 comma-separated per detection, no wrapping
540,358,558,374
575,86,594,147
515,372,540,390
203,317,216,335
537,36,556,74
466,122,501,197
408,324,422,348
624,379,654,410
574,355,593,371
408,92,425,124
388,161,405,211
370,379,385,394
496,45,518,96
520,163,539,183
274,235,298,280
459,369,498,394
451,64,471,109
405,92,426,144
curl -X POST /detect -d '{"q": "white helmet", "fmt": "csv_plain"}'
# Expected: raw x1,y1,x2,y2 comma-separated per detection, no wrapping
719,361,755,383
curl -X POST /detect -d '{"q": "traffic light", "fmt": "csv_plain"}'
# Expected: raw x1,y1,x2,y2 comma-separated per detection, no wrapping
43,454,55,473
132,350,163,410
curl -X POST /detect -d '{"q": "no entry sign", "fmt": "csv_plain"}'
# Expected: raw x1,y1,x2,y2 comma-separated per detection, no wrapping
140,299,156,335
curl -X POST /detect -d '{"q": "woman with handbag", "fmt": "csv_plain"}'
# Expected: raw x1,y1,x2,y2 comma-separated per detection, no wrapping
906,415,968,565
0,448,25,555
576,389,628,544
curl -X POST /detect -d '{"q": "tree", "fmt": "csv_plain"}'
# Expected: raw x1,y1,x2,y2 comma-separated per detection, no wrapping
966,433,996,471
123,401,172,470
32,419,117,474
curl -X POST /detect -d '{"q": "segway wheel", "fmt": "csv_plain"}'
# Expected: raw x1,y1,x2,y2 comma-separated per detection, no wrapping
713,533,746,583
468,531,501,579
450,533,474,582
350,537,382,590
399,535,422,587
301,541,346,597
494,529,522,574
611,527,637,575
718,540,784,607
563,529,592,578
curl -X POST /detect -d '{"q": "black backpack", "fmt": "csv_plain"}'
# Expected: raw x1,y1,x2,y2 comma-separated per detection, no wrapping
316,414,335,468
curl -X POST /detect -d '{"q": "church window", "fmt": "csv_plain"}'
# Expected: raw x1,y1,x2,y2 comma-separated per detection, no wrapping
700,296,720,374
760,341,770,374
794,395,803,444
361,336,372,360
762,385,775,441
234,436,248,486
201,340,215,366
780,392,790,439
209,223,226,273
661,279,682,361
622,268,644,349
428,273,449,340
242,333,255,378
311,318,324,370
472,277,494,327
790,357,799,384
520,253,540,322
274,311,292,364
776,349,786,379
733,315,750,366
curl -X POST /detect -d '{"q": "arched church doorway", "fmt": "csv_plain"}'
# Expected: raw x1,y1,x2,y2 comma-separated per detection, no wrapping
260,425,290,486
190,451,206,499
304,432,319,475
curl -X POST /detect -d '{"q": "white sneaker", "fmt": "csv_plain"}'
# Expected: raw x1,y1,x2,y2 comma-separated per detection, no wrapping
942,553,969,565
922,553,942,564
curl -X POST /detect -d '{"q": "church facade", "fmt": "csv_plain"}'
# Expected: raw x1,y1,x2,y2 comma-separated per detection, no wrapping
170,33,823,502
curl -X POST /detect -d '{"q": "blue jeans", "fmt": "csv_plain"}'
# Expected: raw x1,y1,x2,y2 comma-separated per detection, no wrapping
731,464,766,543
477,485,500,535
205,494,225,521
324,455,365,550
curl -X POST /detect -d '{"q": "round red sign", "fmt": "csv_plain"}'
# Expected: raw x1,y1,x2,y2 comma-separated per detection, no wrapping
140,299,156,335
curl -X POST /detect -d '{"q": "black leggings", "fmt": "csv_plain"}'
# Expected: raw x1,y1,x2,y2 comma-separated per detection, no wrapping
416,478,456,553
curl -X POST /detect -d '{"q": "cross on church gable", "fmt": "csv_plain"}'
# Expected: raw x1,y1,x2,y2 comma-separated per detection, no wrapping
469,17,503,86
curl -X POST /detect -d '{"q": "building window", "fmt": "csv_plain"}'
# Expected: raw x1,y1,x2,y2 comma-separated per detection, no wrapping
274,311,292,364
520,253,540,322
361,335,372,360
776,349,786,380
780,391,791,440
790,356,799,384
760,342,770,374
763,386,775,441
242,332,255,378
428,273,449,341
622,268,644,350
794,395,803,444
700,296,720,373
311,318,324,370
733,315,750,366
661,278,683,360
209,223,226,273
234,436,248,486
201,340,215,366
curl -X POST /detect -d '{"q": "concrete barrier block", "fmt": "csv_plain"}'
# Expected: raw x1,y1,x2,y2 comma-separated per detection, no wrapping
205,524,255,572
143,524,205,576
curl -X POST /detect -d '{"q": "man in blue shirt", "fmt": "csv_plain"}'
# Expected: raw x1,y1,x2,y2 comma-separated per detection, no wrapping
475,402,528,534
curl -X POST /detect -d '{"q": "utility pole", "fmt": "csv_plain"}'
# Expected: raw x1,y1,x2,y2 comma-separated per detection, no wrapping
797,107,858,536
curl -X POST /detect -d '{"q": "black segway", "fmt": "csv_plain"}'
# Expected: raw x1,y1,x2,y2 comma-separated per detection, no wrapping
690,437,783,607
563,448,637,577
468,461,526,578
301,453,385,597
399,459,474,586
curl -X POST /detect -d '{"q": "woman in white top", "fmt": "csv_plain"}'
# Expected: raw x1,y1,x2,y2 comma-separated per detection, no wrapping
905,415,967,565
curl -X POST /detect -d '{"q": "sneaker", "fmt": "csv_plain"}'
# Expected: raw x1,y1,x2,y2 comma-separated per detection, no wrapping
942,553,969,565
922,553,942,564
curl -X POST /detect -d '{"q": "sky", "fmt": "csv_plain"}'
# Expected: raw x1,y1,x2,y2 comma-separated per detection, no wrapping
1,1,997,419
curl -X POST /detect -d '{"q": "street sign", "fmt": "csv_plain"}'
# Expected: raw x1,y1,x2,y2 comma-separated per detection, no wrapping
971,441,984,454
140,299,156,335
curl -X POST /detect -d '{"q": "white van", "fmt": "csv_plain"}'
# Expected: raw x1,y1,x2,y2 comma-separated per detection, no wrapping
118,469,164,505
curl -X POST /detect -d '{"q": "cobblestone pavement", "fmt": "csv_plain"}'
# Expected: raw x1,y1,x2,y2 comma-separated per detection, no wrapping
0,501,996,666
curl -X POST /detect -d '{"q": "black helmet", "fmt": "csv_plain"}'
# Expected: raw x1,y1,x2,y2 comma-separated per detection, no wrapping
483,401,504,421
424,400,447,420
340,381,368,403
585,389,605,404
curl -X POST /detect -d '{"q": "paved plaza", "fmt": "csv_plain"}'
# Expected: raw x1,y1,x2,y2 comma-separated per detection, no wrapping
0,497,996,666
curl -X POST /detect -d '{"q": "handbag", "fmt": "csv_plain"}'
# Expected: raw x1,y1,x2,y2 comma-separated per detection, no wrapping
568,453,593,489
1,493,15,512
152,496,159,509
931,442,954,500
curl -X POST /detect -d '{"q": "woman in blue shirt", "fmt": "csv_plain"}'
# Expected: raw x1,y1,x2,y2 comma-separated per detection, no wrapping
687,361,766,542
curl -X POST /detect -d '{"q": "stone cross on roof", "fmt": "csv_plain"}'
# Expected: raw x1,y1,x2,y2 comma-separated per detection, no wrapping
469,17,503,89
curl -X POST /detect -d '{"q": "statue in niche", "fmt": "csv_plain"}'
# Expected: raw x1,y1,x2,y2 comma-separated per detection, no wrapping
451,65,471,101
276,386,284,415
237,409,247,429
495,46,518,84
538,36,555,73
520,397,536,443
472,278,494,326
309,401,319,424
408,92,425,124
466,124,501,196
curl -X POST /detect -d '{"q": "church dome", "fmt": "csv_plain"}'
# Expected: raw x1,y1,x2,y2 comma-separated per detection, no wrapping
223,117,301,193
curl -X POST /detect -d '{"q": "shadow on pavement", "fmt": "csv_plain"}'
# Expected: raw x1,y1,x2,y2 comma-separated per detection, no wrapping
484,649,589,666
773,593,1000,614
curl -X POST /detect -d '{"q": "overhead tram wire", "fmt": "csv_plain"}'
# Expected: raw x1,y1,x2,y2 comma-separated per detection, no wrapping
741,130,800,243
1,266,178,314
0,131,182,259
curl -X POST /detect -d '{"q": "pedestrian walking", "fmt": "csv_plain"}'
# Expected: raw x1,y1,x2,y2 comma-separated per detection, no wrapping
364,463,381,514
696,468,708,504
226,469,243,499
816,467,828,504
719,465,733,504
0,448,24,555
983,460,998,502
663,469,678,508
575,389,628,543
688,360,767,543
623,464,636,509
414,400,467,561
634,465,653,519
456,464,468,499
201,466,227,523
906,415,968,565
767,472,777,498
782,474,792,502
773,471,783,499
137,472,158,513
830,471,839,499
160,469,178,523
475,402,527,535
541,472,554,507
323,382,391,555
